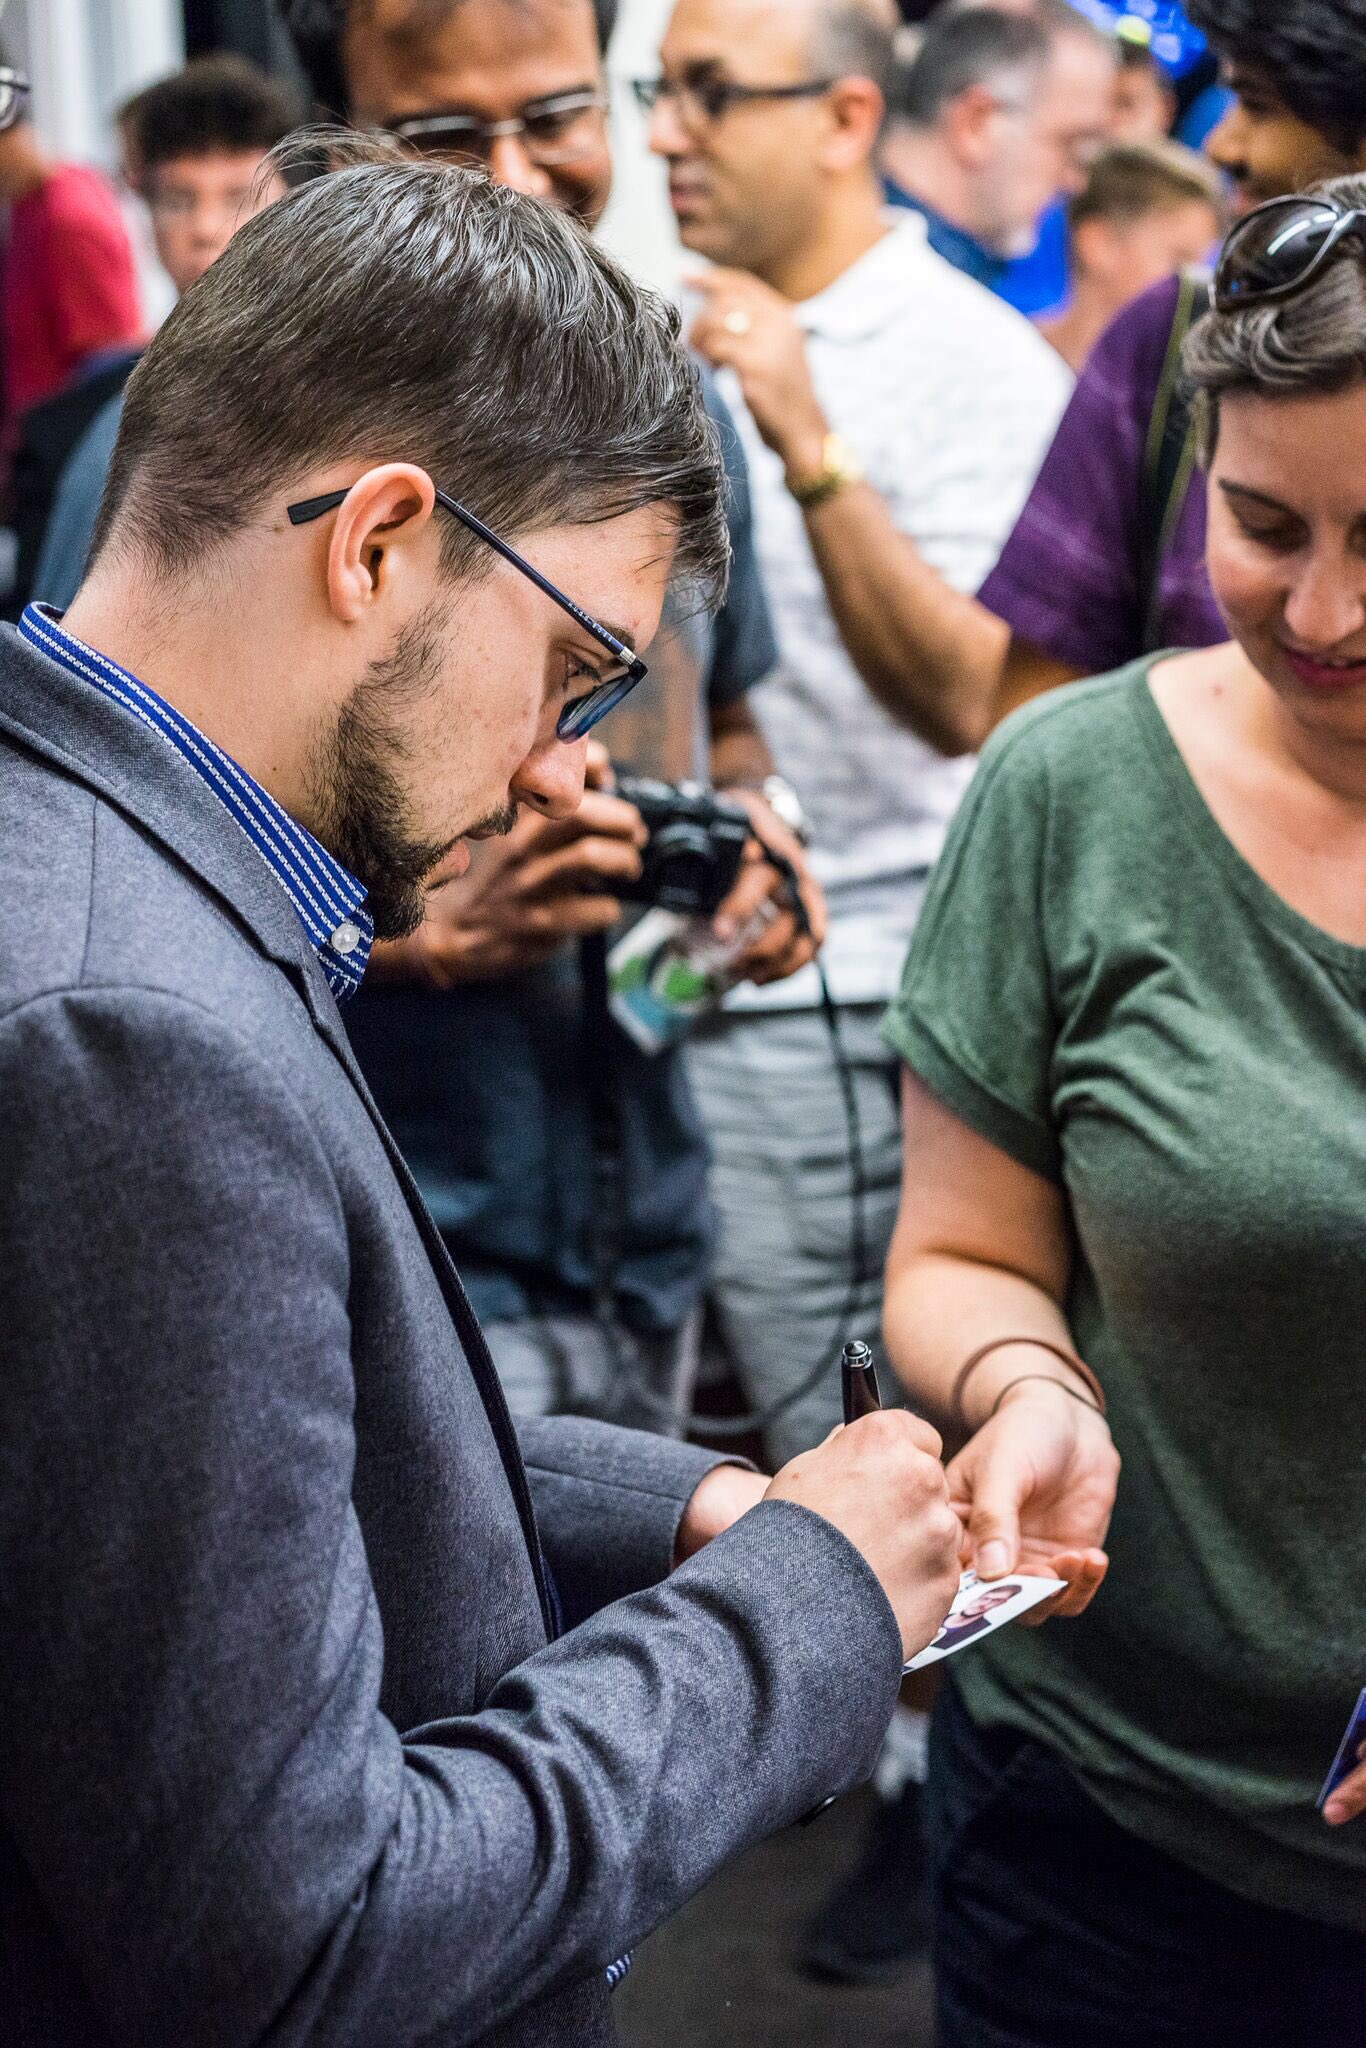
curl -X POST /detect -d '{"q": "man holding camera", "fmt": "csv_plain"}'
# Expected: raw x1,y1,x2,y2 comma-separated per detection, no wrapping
284,0,820,1426
0,139,967,2043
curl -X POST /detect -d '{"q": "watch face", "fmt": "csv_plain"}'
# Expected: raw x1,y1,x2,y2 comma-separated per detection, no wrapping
763,779,809,842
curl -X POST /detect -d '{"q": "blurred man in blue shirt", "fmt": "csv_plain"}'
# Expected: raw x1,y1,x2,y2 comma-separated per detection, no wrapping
881,0,1113,304
33,56,296,609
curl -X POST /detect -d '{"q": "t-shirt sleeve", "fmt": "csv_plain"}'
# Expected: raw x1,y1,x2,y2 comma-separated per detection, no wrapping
976,278,1179,676
882,713,1060,1181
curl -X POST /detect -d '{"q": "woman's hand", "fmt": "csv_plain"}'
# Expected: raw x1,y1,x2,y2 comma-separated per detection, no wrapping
946,1380,1120,1623
1323,1740,1366,1827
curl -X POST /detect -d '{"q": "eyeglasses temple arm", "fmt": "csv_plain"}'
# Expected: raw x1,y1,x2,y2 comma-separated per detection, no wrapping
287,490,348,526
285,485,640,673
431,488,637,664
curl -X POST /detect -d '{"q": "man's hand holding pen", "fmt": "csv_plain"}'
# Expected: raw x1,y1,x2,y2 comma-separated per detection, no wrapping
679,1341,979,1666
765,1412,962,1662
676,1402,961,1664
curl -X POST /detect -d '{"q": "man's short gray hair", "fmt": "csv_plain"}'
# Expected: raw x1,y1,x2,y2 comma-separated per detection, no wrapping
890,7,1051,128
94,131,728,612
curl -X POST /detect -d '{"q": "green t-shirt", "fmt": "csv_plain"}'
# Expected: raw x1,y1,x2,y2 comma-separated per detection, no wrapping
883,658,1366,1929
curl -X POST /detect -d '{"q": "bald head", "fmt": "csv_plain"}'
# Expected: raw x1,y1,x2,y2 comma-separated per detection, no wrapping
806,0,899,104
652,0,894,286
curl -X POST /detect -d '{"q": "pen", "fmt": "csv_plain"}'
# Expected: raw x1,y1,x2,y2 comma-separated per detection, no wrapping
841,1338,882,1425
799,1341,887,1832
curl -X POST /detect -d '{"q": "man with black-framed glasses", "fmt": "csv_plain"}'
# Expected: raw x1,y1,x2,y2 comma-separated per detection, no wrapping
644,0,1068,1470
0,134,966,2048
282,0,823,1432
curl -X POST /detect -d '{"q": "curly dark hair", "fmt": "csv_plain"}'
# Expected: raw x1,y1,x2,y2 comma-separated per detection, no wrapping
274,0,619,119
123,56,299,178
1184,0,1366,155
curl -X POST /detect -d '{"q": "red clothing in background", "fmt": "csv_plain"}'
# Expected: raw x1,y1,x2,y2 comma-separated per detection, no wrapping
1,164,141,426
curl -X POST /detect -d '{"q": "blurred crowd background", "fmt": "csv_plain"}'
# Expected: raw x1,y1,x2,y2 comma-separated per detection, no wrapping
1,0,1226,341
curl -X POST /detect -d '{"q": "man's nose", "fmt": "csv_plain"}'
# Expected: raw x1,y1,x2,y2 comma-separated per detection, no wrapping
486,132,554,199
647,93,689,160
513,736,589,822
1205,104,1248,179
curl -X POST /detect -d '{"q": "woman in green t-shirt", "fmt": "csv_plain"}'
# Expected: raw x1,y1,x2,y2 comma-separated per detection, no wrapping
882,178,1366,2046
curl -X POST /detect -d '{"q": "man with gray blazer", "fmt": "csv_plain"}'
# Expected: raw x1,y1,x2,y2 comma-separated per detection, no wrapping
0,140,962,2046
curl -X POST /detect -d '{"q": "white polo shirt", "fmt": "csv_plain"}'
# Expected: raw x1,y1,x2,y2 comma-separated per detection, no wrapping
718,212,1071,1010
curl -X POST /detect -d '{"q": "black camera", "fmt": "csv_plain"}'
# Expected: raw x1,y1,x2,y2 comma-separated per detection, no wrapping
613,776,750,916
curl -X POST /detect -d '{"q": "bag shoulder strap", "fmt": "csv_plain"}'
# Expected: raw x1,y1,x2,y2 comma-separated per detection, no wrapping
1137,269,1211,653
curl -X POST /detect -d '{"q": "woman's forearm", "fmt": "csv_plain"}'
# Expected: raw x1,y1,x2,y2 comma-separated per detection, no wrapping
884,1248,1087,1447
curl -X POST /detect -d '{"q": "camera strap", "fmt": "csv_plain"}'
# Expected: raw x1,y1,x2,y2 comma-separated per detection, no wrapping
580,931,630,1331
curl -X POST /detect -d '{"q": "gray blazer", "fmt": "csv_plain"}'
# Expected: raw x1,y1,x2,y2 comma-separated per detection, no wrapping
0,625,902,2048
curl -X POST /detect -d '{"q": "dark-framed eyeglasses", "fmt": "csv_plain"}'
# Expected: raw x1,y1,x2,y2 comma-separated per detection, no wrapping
1214,193,1366,314
383,90,608,167
287,484,646,743
631,74,833,129
0,65,31,133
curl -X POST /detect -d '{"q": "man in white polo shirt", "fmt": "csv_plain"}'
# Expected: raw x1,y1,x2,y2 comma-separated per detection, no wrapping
643,0,1071,1466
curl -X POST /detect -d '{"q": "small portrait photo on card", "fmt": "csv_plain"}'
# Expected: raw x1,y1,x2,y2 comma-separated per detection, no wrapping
904,1568,1060,1673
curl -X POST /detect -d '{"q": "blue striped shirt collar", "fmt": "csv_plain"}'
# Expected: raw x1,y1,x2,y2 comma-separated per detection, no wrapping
20,602,373,1002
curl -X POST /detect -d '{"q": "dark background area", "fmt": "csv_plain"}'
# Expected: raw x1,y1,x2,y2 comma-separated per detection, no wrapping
617,1790,935,2047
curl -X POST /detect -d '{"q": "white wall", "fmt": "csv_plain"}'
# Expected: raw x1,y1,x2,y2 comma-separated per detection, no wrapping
12,0,182,165
7,0,184,328
597,0,686,299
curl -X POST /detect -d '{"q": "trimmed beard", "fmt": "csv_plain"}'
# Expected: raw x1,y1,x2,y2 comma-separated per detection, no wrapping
308,602,515,940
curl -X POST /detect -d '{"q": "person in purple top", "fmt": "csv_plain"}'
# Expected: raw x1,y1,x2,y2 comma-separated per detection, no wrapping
984,0,1366,721
981,268,1223,682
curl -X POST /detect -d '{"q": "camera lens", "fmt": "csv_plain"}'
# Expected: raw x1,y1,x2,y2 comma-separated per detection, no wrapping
645,821,722,912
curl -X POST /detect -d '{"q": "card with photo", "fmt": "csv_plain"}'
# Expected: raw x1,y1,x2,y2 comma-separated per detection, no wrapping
1318,1688,1366,1810
904,1567,1061,1673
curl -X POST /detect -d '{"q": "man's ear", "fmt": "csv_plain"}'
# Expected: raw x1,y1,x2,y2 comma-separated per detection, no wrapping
1069,214,1115,285
819,75,888,174
944,84,1003,173
319,463,438,623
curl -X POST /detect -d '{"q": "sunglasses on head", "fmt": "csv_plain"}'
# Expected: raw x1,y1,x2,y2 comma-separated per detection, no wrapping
1214,193,1366,314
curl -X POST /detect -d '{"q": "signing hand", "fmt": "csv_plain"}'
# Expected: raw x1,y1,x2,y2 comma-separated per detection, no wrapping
947,1381,1119,1624
688,269,830,479
767,1412,963,1663
713,788,826,986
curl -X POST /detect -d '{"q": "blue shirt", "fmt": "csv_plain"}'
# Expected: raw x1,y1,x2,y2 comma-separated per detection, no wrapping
883,179,1008,295
884,181,1073,318
998,198,1071,317
34,388,125,610
19,602,373,1002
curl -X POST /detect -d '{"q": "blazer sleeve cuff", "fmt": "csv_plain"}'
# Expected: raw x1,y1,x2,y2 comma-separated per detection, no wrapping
517,1413,753,1627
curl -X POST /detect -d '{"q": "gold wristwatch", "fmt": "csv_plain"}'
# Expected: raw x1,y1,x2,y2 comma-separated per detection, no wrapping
787,432,863,509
